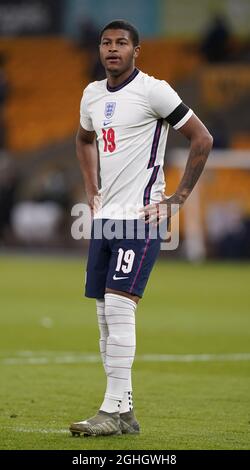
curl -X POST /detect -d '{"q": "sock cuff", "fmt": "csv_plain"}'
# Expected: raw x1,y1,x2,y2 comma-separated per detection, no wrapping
105,293,137,310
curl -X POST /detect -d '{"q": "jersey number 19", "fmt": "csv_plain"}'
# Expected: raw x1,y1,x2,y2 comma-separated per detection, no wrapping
102,128,116,153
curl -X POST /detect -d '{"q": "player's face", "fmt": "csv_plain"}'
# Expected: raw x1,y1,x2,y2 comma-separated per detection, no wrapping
99,29,140,76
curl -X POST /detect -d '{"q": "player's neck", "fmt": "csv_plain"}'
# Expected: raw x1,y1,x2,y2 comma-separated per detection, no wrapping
106,66,136,88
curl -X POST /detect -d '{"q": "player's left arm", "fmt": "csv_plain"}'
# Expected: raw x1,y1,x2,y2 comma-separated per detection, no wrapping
170,113,213,206
141,113,213,222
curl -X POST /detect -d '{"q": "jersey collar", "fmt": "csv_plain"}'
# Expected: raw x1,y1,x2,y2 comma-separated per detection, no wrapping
107,68,139,92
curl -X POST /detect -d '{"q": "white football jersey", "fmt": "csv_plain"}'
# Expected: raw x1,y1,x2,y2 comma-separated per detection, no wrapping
80,69,192,219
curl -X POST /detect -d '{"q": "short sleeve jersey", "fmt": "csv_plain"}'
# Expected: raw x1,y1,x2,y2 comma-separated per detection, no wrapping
80,68,192,219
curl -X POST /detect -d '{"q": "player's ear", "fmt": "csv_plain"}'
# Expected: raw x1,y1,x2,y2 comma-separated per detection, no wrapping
134,45,141,59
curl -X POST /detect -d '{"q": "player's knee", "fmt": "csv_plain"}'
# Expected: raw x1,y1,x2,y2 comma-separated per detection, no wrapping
105,289,140,304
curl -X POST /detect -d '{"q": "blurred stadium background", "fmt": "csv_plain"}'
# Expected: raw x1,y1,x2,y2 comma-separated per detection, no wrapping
0,0,250,450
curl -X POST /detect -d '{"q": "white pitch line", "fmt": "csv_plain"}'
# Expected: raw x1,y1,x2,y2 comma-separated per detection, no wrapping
6,427,68,434
140,353,250,362
1,352,250,365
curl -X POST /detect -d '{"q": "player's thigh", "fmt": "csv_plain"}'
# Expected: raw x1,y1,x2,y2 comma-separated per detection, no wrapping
85,224,111,299
106,234,161,298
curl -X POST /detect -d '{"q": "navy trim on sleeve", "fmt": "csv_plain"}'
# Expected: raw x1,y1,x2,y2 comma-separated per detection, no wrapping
165,102,190,127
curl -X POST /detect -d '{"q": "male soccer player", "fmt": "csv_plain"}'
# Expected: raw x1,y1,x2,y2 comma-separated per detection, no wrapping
70,20,213,437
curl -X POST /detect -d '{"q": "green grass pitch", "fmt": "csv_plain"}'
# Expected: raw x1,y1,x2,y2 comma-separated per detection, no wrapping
0,255,249,450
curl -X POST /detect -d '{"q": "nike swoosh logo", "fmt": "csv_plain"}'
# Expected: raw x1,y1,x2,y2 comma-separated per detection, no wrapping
113,274,129,280
103,121,112,126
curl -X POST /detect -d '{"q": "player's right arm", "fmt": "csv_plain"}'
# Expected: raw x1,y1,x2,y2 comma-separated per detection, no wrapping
76,124,99,214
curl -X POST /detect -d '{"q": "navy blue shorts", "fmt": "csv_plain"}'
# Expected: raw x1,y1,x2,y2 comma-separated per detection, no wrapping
85,219,166,299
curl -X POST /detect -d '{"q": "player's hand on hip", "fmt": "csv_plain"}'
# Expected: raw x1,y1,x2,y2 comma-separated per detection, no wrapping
88,191,102,217
139,192,184,226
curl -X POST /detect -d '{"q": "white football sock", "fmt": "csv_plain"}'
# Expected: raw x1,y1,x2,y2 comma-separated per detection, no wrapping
97,298,134,413
100,293,136,414
96,299,108,375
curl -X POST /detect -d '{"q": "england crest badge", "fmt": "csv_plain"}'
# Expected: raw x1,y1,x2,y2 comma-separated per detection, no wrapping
104,102,116,119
